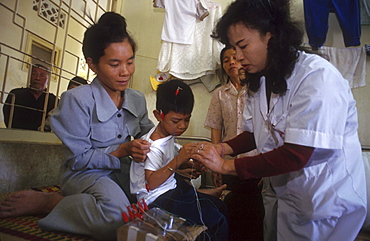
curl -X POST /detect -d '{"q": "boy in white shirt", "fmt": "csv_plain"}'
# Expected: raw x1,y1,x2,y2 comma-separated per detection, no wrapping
130,79,228,241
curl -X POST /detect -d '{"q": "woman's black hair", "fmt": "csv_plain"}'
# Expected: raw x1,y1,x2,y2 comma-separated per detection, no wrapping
67,76,88,89
213,0,307,94
82,12,137,64
156,79,194,115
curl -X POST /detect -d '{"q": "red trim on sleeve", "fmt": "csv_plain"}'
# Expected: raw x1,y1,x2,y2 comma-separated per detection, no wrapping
234,143,314,179
224,131,256,156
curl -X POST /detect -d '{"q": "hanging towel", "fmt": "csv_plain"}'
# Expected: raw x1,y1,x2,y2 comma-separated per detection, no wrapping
318,46,367,88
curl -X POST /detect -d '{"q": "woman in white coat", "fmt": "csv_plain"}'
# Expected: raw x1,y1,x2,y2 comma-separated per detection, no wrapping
192,0,367,240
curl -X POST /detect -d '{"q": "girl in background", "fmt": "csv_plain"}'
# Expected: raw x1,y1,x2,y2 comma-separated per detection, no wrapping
205,46,263,240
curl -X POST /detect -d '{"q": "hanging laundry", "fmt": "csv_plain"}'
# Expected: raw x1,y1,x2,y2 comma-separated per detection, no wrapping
318,46,367,88
153,0,208,45
303,0,361,48
360,0,370,24
365,44,370,56
156,0,224,90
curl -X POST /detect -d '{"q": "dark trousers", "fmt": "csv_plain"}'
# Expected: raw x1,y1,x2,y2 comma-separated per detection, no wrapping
150,179,229,241
223,176,264,241
303,0,361,47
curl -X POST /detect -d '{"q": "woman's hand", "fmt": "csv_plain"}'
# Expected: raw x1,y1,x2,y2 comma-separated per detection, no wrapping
111,139,151,162
127,139,151,162
191,143,236,175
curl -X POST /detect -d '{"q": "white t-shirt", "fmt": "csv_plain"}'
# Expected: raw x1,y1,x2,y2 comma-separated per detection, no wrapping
156,0,198,44
130,126,181,204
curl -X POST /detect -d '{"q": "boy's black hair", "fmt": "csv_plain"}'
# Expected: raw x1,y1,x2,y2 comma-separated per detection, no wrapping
156,79,194,115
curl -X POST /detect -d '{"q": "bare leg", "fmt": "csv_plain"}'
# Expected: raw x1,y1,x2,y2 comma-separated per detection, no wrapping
197,184,227,198
0,190,63,218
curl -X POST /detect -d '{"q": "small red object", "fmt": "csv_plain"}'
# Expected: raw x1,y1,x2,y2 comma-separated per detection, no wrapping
127,206,135,220
131,204,138,213
138,203,145,213
175,87,181,95
146,183,150,192
141,199,149,211
122,212,129,222
135,212,144,219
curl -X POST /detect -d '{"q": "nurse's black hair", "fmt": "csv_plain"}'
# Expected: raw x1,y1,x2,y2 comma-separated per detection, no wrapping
156,79,194,116
82,12,137,64
212,0,307,94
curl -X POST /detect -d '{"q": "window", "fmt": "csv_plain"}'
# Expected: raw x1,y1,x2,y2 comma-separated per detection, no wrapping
23,33,61,81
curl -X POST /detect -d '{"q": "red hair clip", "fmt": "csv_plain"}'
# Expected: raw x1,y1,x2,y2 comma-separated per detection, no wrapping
175,87,182,95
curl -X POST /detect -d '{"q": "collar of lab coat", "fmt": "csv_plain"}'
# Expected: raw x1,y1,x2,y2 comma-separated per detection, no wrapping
258,75,291,120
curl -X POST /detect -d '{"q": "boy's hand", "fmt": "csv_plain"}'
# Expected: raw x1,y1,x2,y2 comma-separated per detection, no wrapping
212,172,223,187
176,143,195,166
178,160,202,179
193,159,208,173
176,168,202,179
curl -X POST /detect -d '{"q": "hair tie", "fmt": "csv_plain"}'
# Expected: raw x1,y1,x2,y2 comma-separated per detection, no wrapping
174,86,182,112
175,86,182,95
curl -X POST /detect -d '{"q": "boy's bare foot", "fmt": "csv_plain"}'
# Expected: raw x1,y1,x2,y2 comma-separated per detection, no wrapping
198,184,227,198
0,190,63,218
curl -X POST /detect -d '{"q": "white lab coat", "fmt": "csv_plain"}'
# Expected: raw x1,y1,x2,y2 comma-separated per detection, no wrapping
242,51,367,240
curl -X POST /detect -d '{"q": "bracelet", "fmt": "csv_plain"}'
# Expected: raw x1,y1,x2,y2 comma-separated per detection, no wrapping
167,167,192,179
167,156,178,173
219,143,225,157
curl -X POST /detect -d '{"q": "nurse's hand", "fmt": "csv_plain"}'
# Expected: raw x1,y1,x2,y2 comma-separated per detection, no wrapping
191,143,230,174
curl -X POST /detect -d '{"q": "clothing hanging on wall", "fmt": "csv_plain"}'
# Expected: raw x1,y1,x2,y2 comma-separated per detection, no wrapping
318,46,367,88
153,0,208,45
156,0,224,91
303,0,361,48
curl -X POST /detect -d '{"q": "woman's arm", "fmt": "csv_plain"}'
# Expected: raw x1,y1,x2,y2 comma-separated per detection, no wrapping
201,131,256,158
224,131,256,155
50,88,153,171
211,128,222,144
50,90,118,171
210,128,224,187
234,143,314,178
192,143,314,178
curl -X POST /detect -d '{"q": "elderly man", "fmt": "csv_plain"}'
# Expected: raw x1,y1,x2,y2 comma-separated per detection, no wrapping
3,64,57,131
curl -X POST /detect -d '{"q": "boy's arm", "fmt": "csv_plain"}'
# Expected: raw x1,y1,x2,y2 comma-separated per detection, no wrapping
145,143,193,190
